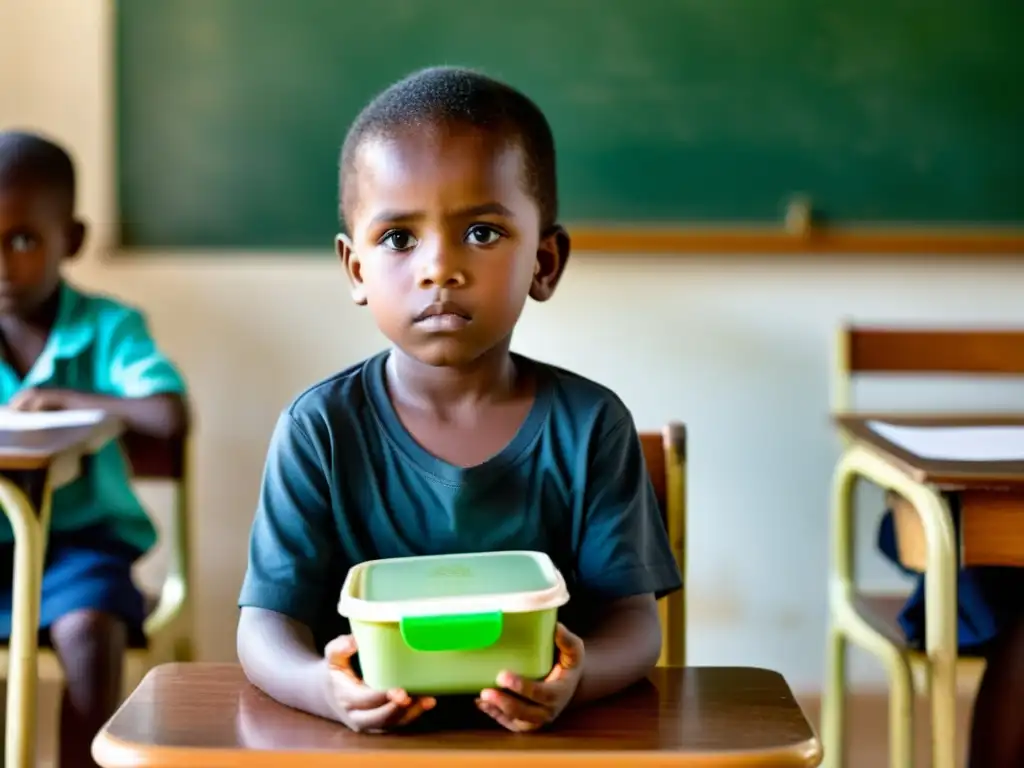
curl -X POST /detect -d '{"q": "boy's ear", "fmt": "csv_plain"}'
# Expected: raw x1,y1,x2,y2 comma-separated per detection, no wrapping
64,219,86,261
337,233,368,305
529,224,570,302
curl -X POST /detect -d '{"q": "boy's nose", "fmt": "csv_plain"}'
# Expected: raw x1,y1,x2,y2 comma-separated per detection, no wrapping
416,245,466,289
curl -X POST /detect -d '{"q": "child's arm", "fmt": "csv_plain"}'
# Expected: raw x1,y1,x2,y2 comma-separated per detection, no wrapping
478,593,661,730
9,389,187,439
238,411,432,731
238,606,435,731
479,411,681,731
238,606,339,721
9,306,189,439
569,592,662,705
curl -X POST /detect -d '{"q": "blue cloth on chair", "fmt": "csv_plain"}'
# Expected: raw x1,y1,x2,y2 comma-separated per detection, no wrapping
878,494,1024,655
0,523,147,647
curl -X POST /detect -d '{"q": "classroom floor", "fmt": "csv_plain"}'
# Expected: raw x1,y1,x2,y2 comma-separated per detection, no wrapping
1,682,975,767
797,692,975,768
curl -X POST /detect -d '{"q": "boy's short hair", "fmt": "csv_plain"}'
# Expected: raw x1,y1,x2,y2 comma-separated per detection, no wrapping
339,67,558,233
0,130,76,214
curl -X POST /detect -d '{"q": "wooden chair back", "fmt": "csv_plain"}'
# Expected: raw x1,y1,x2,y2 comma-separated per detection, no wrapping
119,432,193,650
638,422,686,668
834,325,1024,411
121,432,187,480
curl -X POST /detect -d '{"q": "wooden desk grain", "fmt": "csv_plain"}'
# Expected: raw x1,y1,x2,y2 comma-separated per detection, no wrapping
93,663,822,767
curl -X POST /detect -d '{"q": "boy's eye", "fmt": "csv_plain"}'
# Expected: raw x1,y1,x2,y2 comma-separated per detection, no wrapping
465,225,502,246
380,230,418,252
9,233,36,253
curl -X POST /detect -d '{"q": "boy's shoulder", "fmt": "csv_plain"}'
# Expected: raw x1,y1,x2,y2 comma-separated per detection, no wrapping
53,282,155,358
531,356,633,436
284,352,380,427
61,281,149,330
281,351,634,449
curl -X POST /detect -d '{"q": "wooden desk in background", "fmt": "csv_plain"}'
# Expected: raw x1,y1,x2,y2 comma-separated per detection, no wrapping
837,414,1024,569
0,414,124,768
830,413,1024,768
92,663,822,767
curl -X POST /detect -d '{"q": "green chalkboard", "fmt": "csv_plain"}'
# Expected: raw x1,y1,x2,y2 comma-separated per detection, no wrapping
115,0,1024,249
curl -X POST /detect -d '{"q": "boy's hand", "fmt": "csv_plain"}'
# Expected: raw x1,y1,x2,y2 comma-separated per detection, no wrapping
477,623,585,732
323,635,435,733
9,391,76,415
9,388,82,412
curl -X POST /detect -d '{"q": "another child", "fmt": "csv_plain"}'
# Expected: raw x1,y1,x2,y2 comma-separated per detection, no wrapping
0,131,189,768
879,493,1023,767
237,67,681,733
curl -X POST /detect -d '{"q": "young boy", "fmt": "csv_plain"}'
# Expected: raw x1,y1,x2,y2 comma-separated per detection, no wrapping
0,131,189,767
237,67,681,734
879,495,1023,767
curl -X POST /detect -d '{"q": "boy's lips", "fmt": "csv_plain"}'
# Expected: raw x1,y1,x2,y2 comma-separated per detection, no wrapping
413,300,472,331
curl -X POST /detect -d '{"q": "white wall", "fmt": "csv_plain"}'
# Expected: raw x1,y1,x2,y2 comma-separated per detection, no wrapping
4,0,1023,692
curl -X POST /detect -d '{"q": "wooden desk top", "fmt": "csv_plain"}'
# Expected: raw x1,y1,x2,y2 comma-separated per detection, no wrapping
835,413,1024,488
93,663,822,768
0,414,123,471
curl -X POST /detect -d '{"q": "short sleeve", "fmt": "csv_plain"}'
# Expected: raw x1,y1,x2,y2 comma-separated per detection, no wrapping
238,411,338,628
576,416,682,601
101,309,186,397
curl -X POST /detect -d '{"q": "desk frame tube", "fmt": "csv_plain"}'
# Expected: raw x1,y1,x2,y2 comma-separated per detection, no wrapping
822,444,957,768
0,471,53,768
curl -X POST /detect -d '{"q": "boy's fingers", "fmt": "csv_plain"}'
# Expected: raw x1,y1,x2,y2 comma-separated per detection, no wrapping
9,393,36,411
328,668,392,710
348,701,403,732
394,696,436,727
542,624,585,684
325,636,366,687
554,624,584,668
496,672,554,706
476,698,539,733
480,688,548,725
352,694,435,731
324,635,358,667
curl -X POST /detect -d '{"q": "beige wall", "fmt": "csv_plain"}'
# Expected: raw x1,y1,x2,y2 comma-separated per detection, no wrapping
4,0,1024,693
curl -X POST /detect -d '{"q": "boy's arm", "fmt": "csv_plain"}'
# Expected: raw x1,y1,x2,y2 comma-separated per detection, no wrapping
571,593,662,706
570,413,682,698
238,606,338,721
10,306,189,438
237,412,432,731
11,389,188,440
237,410,341,715
479,412,681,730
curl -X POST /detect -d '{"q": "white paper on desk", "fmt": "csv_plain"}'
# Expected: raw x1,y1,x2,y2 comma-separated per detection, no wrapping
0,407,106,431
868,421,1024,462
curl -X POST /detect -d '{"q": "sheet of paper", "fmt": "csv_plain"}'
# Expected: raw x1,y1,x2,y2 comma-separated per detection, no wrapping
867,421,1024,462
0,407,106,431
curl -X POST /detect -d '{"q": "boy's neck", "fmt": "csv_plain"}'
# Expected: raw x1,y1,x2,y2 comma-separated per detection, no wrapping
386,343,523,413
0,284,62,337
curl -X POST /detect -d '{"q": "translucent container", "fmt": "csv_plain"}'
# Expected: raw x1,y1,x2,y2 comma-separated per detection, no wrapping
338,551,569,695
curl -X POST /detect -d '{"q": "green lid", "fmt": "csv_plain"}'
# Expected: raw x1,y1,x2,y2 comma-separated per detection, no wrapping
363,551,550,602
338,550,569,622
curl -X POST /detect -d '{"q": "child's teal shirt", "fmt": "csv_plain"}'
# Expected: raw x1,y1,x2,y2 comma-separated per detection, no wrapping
0,281,186,553
239,351,682,651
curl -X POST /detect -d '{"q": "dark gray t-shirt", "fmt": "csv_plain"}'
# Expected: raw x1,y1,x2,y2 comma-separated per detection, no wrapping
238,351,682,651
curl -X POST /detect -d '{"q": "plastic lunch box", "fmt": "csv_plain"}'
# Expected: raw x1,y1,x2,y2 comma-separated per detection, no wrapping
337,550,569,695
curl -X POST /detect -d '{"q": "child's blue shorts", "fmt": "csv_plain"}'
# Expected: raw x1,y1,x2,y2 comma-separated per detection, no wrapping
0,523,147,647
879,493,1024,656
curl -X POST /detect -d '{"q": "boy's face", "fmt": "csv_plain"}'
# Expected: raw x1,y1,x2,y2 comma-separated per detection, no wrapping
0,182,83,317
338,124,566,368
